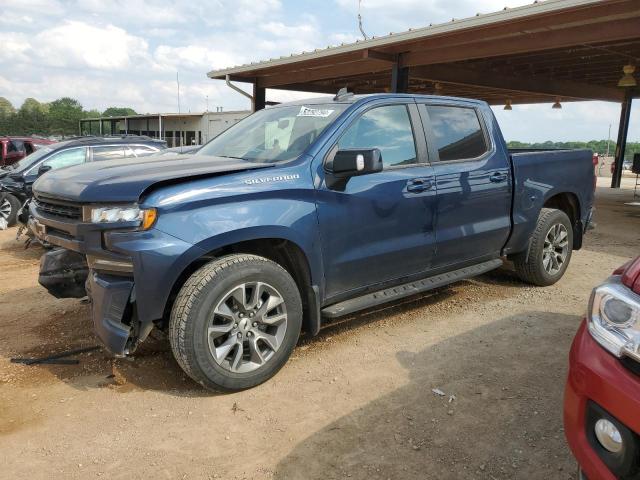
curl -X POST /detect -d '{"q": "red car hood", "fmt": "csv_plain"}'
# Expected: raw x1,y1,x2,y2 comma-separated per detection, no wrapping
616,256,640,293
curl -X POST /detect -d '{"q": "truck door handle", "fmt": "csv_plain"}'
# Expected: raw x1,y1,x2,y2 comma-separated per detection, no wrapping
490,172,508,183
407,178,433,193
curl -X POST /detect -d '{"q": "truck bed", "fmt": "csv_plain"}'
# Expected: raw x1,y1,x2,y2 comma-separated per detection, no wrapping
503,148,595,255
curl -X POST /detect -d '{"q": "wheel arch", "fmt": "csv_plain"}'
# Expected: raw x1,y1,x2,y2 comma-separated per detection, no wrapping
162,231,322,336
543,191,582,249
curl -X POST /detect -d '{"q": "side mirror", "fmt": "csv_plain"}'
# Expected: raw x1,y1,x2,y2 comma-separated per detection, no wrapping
326,148,382,190
37,165,52,177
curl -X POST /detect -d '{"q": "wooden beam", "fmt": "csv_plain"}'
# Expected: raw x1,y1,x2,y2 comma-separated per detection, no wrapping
401,16,640,68
612,89,633,188
362,49,396,63
257,60,391,88
253,84,265,111
391,63,409,93
409,64,625,102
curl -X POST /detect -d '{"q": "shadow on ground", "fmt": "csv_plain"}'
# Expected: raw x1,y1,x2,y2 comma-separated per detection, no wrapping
275,312,580,480
6,267,525,398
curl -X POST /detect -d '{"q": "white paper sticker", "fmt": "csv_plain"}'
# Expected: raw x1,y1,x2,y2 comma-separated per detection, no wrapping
297,106,335,118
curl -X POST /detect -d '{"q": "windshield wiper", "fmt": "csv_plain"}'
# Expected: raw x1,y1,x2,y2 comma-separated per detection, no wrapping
217,155,249,161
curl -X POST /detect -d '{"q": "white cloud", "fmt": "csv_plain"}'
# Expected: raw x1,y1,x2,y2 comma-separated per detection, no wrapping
34,21,150,70
0,32,31,63
153,45,239,72
0,0,64,15
0,0,638,142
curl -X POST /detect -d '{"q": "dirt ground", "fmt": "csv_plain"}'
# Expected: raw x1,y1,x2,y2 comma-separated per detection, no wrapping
1,178,638,480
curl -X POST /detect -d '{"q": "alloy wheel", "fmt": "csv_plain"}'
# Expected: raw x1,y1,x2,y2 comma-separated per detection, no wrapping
0,198,11,221
207,281,288,373
542,223,569,275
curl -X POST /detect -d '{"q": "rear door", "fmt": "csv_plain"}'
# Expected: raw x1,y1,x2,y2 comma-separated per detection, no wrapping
417,102,511,268
315,100,437,300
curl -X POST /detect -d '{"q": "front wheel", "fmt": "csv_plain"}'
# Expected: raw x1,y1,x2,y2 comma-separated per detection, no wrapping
0,193,20,227
169,254,302,392
513,208,573,286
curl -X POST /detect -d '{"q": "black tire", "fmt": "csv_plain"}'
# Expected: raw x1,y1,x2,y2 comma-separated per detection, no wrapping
169,254,302,392
513,208,573,286
0,193,21,226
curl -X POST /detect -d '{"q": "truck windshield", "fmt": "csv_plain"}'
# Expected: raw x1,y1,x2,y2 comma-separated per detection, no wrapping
197,104,347,163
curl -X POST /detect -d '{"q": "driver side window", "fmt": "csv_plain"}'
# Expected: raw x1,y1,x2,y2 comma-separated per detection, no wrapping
338,104,417,168
42,148,87,170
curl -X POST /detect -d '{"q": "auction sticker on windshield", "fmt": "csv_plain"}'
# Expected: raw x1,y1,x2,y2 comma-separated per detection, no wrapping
297,106,334,117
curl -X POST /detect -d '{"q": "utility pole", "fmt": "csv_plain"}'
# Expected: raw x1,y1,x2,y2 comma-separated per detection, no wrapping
176,72,181,114
606,123,611,157
206,95,210,144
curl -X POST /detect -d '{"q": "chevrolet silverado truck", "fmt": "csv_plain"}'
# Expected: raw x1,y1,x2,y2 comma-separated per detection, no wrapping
30,93,595,391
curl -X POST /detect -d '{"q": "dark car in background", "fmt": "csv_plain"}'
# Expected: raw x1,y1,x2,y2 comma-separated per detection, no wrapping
0,136,166,226
0,136,55,168
564,256,640,480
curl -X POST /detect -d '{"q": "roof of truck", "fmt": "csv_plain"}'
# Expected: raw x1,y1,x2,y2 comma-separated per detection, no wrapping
48,136,166,150
0,136,55,143
270,93,487,106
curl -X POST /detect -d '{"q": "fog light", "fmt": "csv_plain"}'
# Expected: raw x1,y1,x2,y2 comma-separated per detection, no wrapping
595,419,623,453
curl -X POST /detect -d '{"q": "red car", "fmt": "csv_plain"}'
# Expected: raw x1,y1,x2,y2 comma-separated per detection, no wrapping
564,256,640,479
0,137,55,167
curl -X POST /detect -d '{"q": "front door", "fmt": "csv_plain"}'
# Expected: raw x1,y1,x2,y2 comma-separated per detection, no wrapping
315,102,437,301
418,102,512,268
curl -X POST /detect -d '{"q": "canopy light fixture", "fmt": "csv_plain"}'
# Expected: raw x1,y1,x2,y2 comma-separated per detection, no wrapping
618,64,637,88
552,97,562,109
504,99,512,110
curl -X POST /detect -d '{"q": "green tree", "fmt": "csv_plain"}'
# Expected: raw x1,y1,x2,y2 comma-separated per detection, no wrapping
16,98,49,135
48,97,85,136
0,98,15,134
0,97,15,117
102,107,137,117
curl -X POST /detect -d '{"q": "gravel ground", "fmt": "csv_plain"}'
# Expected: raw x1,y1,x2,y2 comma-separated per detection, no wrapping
0,178,638,480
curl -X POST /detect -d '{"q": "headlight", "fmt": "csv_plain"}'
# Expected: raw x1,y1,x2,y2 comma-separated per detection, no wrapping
588,276,640,362
87,205,157,230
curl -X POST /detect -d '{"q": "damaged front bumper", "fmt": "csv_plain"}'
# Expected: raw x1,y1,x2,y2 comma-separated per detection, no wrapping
39,248,88,299
85,271,134,356
30,196,203,356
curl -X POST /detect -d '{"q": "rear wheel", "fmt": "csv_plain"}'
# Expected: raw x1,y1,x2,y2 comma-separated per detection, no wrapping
169,254,302,392
513,208,573,286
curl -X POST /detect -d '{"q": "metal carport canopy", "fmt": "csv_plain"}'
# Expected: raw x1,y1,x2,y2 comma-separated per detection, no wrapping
207,0,640,187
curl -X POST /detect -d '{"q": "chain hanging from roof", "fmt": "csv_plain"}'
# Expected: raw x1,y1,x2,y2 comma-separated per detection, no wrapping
358,0,368,40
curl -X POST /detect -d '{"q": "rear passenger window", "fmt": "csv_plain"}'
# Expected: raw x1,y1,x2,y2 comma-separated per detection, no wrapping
8,140,25,154
338,105,417,168
128,145,157,157
93,146,125,161
426,106,488,161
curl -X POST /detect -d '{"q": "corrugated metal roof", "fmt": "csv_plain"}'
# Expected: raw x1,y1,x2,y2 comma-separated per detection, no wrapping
207,0,602,78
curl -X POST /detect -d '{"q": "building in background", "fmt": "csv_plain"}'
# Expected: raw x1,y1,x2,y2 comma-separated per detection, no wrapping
79,110,250,147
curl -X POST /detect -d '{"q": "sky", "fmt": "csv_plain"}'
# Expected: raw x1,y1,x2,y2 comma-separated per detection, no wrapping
1,0,638,143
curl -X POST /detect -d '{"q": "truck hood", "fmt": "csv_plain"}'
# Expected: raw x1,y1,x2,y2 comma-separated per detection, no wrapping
33,154,273,203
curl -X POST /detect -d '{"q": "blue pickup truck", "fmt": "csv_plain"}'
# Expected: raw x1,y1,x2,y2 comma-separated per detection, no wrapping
30,93,595,391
